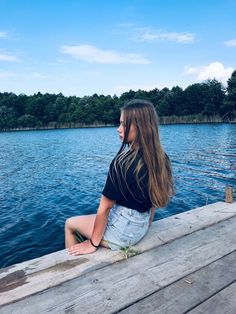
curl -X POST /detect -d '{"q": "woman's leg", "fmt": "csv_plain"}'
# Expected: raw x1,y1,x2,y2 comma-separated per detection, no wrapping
65,214,96,248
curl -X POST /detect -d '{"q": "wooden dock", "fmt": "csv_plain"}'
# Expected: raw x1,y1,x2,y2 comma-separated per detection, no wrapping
0,201,236,313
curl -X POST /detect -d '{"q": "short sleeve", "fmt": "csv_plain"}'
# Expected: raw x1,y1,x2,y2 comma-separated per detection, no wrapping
102,159,123,201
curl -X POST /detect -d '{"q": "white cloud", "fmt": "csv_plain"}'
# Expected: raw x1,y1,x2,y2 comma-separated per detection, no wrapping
133,28,195,43
184,66,199,75
61,44,151,64
0,71,17,78
0,71,46,80
224,38,236,47
0,53,18,62
0,32,7,38
184,62,234,83
117,24,195,43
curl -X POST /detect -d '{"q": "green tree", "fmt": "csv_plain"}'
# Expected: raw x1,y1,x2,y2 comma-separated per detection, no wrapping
0,106,17,130
120,90,136,102
183,83,208,114
157,86,185,116
18,114,37,128
146,88,161,107
55,94,69,117
16,94,28,116
221,70,236,119
155,88,170,116
202,80,225,116
134,89,149,100
25,93,45,118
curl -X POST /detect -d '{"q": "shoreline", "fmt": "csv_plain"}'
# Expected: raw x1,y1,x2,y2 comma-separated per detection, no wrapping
1,119,236,133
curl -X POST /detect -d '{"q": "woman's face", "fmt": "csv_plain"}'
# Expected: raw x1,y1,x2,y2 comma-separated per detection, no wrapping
117,111,136,143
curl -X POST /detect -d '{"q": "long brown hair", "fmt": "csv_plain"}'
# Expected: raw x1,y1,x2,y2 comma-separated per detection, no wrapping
115,99,174,208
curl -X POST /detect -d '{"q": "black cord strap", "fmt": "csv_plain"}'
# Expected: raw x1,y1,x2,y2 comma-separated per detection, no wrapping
90,239,99,248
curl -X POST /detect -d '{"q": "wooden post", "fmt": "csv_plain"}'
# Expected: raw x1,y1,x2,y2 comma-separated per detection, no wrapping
225,186,234,203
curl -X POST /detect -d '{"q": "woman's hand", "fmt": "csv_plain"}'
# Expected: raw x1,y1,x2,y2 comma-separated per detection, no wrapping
67,240,97,256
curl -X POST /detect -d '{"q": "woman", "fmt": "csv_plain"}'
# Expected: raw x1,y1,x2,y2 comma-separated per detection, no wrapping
65,99,174,255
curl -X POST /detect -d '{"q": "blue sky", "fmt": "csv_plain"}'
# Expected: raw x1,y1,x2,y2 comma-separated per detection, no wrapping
0,0,235,97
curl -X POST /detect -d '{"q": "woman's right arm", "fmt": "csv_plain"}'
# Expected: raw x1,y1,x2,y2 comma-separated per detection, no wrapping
90,195,115,246
67,195,115,255
149,207,156,226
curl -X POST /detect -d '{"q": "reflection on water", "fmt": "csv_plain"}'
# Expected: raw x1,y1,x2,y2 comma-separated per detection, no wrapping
0,123,235,267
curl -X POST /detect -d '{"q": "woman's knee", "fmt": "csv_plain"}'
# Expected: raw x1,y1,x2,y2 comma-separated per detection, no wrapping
65,217,77,231
65,214,96,238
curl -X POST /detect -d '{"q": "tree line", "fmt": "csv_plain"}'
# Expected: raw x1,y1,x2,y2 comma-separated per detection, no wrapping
0,70,235,131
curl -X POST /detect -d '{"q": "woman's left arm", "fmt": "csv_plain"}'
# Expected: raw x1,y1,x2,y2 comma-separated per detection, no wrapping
67,195,115,255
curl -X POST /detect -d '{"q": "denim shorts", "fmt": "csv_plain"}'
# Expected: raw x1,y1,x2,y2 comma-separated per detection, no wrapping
103,204,150,250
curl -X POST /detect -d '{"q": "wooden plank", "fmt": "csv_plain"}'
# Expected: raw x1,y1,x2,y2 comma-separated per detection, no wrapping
1,215,236,314
225,186,234,203
0,202,235,306
138,201,236,251
187,281,236,314
119,251,236,314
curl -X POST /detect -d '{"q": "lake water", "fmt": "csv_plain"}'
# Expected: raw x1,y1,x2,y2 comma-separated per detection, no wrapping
0,124,235,268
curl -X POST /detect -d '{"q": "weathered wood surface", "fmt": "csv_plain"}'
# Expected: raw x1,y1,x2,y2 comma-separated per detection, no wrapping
0,201,236,307
225,186,234,203
120,251,236,314
1,207,236,314
187,281,236,314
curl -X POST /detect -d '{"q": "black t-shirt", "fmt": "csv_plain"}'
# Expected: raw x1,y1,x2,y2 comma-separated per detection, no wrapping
102,151,152,212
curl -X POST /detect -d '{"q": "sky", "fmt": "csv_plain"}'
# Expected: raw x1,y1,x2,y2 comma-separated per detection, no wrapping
0,0,235,97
